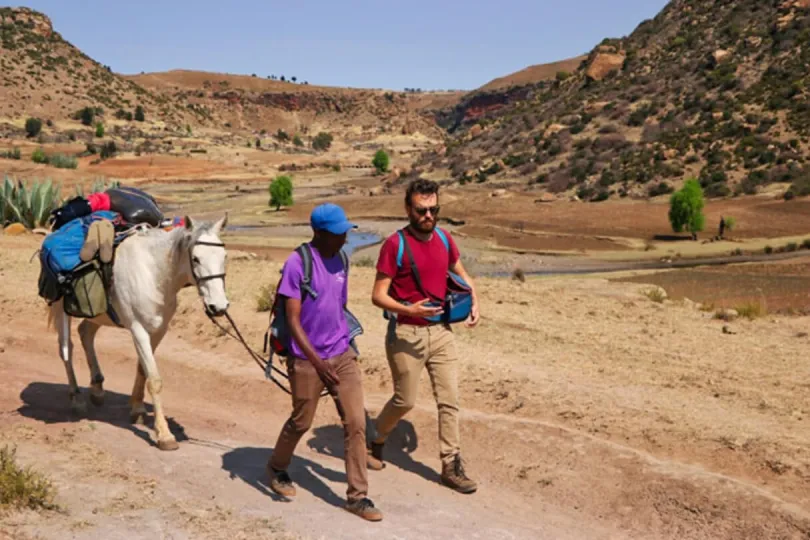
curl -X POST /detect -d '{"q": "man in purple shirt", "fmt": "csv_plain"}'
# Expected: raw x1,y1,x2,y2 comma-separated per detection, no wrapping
266,203,383,522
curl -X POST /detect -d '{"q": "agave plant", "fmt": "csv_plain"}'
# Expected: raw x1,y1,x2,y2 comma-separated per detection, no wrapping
1,176,62,229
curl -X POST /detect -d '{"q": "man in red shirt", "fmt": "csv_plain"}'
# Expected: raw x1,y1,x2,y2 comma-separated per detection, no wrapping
369,178,480,494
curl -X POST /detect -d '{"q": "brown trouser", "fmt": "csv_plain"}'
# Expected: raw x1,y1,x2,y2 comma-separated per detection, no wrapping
269,349,368,502
373,322,460,465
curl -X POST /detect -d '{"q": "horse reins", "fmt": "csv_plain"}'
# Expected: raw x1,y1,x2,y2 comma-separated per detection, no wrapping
185,237,344,416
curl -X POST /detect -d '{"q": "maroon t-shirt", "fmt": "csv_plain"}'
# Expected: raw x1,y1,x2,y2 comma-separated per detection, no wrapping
376,227,460,326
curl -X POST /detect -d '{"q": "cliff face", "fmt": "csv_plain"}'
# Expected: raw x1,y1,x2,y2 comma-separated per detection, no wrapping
419,0,810,203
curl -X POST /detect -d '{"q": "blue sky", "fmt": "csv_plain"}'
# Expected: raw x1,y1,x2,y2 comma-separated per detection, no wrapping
21,0,669,91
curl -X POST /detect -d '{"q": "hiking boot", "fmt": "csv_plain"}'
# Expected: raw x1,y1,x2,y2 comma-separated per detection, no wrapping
96,220,114,263
345,497,383,522
79,221,101,262
367,442,385,470
266,466,296,498
441,454,477,494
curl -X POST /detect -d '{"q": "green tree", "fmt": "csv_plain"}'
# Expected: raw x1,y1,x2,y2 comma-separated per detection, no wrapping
24,118,42,138
372,149,390,174
293,135,303,147
312,132,333,151
134,105,145,122
269,175,294,211
80,107,94,126
95,122,104,138
669,178,705,240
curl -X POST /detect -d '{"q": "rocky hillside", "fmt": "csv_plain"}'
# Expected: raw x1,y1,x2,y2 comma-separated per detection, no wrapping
0,7,456,146
418,0,810,202
128,70,453,141
0,7,194,129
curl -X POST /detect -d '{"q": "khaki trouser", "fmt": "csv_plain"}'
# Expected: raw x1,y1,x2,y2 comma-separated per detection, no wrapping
373,323,460,465
269,350,369,502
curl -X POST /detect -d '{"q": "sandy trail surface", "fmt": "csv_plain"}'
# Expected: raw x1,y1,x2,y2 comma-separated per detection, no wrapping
1,233,809,540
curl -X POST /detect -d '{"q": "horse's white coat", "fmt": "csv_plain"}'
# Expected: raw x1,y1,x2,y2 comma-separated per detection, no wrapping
48,215,229,450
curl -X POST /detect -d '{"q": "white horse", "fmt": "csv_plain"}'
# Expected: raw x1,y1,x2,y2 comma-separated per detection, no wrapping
47,214,230,451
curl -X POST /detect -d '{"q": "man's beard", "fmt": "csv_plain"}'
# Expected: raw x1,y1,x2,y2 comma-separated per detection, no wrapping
410,216,436,233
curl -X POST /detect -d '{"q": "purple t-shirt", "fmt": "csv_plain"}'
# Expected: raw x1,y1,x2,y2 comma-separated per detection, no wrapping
277,244,350,360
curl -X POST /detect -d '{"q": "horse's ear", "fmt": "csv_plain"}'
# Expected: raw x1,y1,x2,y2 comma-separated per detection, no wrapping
212,212,228,236
184,215,194,231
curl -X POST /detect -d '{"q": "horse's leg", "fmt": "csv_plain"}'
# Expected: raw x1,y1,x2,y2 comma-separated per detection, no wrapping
128,325,166,425
57,309,86,414
129,362,147,425
130,322,177,451
78,320,105,407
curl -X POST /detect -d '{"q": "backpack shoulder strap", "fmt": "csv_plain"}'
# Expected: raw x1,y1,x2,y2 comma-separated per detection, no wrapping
339,248,349,275
295,243,318,301
434,228,450,251
396,230,406,269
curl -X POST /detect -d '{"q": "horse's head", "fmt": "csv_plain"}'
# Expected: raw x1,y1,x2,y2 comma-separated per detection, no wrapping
184,214,229,317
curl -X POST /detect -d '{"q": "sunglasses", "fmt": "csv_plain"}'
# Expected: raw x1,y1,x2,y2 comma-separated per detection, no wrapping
413,205,440,216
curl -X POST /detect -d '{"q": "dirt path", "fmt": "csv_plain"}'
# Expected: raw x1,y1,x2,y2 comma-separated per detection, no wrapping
2,233,809,539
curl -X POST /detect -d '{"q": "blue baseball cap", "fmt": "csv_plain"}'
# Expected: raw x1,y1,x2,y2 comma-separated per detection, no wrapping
310,203,357,235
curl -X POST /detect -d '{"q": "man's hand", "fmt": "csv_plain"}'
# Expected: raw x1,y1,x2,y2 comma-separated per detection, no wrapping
406,298,444,319
465,300,480,328
312,358,340,388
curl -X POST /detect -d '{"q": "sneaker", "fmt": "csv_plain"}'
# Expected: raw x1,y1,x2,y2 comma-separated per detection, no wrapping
267,466,296,498
441,454,477,494
367,442,385,470
345,497,383,522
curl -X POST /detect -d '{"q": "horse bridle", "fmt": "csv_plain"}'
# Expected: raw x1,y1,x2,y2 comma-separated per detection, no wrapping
188,239,227,311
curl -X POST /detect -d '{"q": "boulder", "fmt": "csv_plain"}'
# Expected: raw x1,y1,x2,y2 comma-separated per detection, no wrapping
586,53,626,81
490,189,507,198
3,223,27,236
712,49,731,65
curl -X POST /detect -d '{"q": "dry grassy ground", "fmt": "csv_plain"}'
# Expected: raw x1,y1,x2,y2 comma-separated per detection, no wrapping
1,228,809,539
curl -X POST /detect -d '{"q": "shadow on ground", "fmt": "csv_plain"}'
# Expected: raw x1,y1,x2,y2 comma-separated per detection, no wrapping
307,417,441,484
16,381,188,449
221,446,348,509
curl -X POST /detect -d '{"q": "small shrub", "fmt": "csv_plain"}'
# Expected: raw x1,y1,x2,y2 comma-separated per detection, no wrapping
95,122,104,138
31,147,47,164
276,129,289,142
100,141,117,159
352,256,375,268
644,287,666,303
49,154,78,169
785,242,799,252
1,147,21,160
512,267,526,282
255,284,276,312
736,302,766,320
0,445,58,511
293,135,303,147
134,105,145,122
556,71,571,82
764,245,774,254
25,117,42,138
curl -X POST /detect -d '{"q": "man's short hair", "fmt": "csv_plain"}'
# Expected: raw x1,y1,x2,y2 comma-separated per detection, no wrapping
405,178,439,206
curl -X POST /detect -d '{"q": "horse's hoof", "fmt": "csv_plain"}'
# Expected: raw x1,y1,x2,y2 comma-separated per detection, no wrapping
70,397,88,416
157,439,179,451
89,392,105,407
129,412,147,425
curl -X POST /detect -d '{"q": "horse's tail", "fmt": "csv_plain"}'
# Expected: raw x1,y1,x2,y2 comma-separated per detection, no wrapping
45,301,62,332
